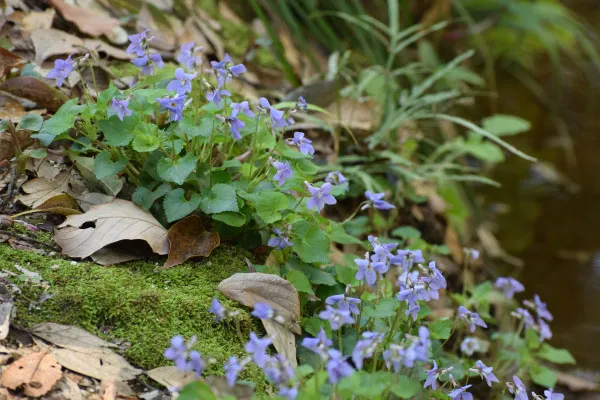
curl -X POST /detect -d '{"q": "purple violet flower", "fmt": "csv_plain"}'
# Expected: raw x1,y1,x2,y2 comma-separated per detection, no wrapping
325,171,348,189
507,376,528,400
245,332,272,368
46,55,75,87
296,96,307,111
391,249,425,271
470,360,499,387
252,303,274,319
187,350,204,376
352,332,383,370
225,114,245,140
224,356,243,387
544,388,564,400
361,191,395,210
532,294,553,322
164,335,188,371
205,87,231,107
258,97,288,128
495,277,525,299
355,254,387,287
514,307,536,328
109,98,132,121
126,29,150,56
211,53,246,86
305,181,336,212
460,337,481,356
156,94,187,122
302,328,333,361
167,68,197,95
424,360,442,390
301,329,332,361
538,318,553,342
449,385,474,400
326,349,355,384
425,261,447,291
268,228,293,250
383,344,405,372
458,306,487,333
278,385,298,400
231,101,256,118
272,160,292,186
177,42,202,70
325,294,360,315
131,53,164,76
319,305,354,330
286,132,314,156
209,298,225,322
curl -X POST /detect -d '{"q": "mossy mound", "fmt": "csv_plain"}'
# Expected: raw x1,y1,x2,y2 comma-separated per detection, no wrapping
1,243,264,386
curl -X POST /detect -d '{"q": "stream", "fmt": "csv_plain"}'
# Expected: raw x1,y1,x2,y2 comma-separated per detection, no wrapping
481,0,600,370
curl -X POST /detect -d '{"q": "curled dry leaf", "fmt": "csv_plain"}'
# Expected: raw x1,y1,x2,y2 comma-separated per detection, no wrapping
163,215,220,268
0,351,63,397
32,323,141,382
218,272,301,334
262,319,297,368
0,47,26,78
136,5,176,51
0,303,12,340
83,39,133,60
146,366,196,389
31,28,83,65
49,0,120,38
74,192,115,212
18,171,73,208
54,199,169,259
21,8,56,32
0,76,68,113
35,193,81,216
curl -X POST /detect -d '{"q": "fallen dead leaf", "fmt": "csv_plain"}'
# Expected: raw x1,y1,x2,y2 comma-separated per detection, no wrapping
74,192,114,212
136,5,176,51
0,303,12,340
50,0,120,38
0,76,68,113
145,366,196,388
101,380,117,400
72,155,123,197
218,273,301,334
21,8,56,32
195,17,224,59
31,28,83,65
262,319,297,368
18,171,73,208
0,95,28,123
218,2,243,24
54,199,169,259
163,215,220,268
34,193,81,215
178,18,210,51
83,39,133,60
555,370,599,392
32,323,141,382
0,351,63,397
324,98,380,131
47,377,83,400
204,376,254,400
445,226,464,264
0,48,26,78
31,323,117,349
90,246,147,266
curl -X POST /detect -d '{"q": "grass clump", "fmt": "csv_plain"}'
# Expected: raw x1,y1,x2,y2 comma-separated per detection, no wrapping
2,244,265,385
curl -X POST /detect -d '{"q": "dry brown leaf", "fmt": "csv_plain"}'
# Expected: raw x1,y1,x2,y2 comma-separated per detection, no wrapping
47,377,83,400
0,76,68,113
145,366,196,388
163,215,220,268
262,319,297,368
324,98,380,131
218,2,243,24
31,323,117,349
75,192,114,212
18,171,73,208
101,380,117,400
445,226,464,264
178,18,210,51
204,376,254,400
50,0,120,38
0,48,26,78
21,9,56,32
54,199,169,259
0,303,12,340
90,246,147,266
35,193,81,216
218,273,301,334
195,17,224,59
555,370,599,392
83,39,133,60
31,28,84,65
136,5,176,51
0,351,62,397
0,95,27,123
51,348,141,382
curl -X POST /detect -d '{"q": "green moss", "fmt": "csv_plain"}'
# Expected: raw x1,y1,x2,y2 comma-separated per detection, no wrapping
2,244,266,388
219,19,278,69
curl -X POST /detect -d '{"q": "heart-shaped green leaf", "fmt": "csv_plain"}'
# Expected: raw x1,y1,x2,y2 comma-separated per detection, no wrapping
163,188,202,222
94,151,128,180
157,154,197,185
